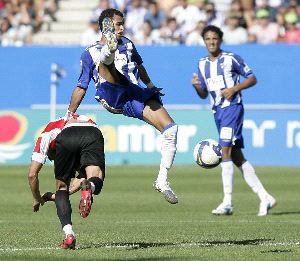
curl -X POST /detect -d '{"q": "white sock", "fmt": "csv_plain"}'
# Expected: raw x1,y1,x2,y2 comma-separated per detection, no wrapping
221,160,234,205
239,161,268,201
90,181,95,194
157,124,178,183
63,224,74,237
157,163,168,184
99,44,115,65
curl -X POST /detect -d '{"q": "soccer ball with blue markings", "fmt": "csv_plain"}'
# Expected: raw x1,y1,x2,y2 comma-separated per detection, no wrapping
193,139,222,169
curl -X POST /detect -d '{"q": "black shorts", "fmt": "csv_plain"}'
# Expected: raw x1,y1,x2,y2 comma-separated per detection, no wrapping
54,126,105,183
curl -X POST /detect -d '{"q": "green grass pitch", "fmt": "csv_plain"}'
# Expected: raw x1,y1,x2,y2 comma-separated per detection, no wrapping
0,165,299,260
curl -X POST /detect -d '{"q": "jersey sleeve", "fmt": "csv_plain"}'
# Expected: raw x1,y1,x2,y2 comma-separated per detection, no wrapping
232,54,255,79
76,50,94,89
32,131,55,164
32,136,47,164
31,120,64,164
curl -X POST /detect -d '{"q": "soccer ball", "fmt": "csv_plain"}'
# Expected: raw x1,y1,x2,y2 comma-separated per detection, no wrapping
193,139,222,169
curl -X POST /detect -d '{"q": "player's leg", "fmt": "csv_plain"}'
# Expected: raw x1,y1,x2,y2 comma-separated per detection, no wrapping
85,165,105,194
55,179,76,250
41,177,85,203
232,148,276,216
54,128,80,249
78,126,106,218
212,145,234,215
143,99,178,204
69,177,85,195
79,166,105,218
211,106,236,215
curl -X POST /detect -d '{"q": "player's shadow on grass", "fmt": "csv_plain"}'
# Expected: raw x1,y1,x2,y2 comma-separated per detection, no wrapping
204,238,271,246
270,211,300,215
78,238,271,250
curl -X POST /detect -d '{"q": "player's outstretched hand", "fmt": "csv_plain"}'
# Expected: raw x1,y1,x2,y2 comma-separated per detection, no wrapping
191,73,200,87
32,198,45,212
33,201,40,212
63,110,74,121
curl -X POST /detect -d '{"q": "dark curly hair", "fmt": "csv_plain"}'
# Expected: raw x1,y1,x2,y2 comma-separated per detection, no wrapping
98,8,124,31
201,25,223,40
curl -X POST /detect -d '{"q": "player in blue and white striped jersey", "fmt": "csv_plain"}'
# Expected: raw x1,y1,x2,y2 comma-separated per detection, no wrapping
192,25,276,216
67,8,178,204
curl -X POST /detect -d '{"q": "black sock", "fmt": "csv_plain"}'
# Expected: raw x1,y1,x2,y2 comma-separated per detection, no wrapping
88,177,103,195
55,190,72,227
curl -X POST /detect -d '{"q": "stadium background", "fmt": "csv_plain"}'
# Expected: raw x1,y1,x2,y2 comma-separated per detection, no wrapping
1,44,300,166
0,0,300,166
1,2,300,259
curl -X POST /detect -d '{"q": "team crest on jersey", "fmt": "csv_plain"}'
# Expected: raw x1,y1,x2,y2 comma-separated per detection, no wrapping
244,63,251,73
220,62,231,71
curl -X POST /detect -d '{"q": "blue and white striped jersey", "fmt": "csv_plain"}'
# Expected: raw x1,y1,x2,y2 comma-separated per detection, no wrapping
76,36,143,89
197,50,255,111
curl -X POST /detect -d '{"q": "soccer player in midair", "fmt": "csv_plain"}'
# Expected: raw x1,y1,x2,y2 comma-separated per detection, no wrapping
66,8,178,204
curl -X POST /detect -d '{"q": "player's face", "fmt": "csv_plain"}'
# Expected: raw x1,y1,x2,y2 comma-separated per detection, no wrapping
203,31,222,55
112,14,124,39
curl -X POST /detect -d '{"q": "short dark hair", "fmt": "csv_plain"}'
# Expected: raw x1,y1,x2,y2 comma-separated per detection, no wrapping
201,25,223,40
98,8,124,31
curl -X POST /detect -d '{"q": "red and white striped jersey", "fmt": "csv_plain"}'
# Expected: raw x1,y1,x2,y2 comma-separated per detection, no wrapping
32,114,97,164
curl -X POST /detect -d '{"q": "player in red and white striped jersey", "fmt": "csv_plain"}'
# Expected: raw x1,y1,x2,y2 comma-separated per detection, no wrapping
28,114,105,249
32,114,96,164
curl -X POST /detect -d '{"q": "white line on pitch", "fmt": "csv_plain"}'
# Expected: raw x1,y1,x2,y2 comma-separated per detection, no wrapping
0,241,300,252
0,247,60,252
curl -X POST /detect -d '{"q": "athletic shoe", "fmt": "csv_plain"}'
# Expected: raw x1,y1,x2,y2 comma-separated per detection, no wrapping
257,195,277,216
102,17,118,52
212,202,233,215
60,234,76,250
41,192,55,202
79,180,93,218
153,180,178,204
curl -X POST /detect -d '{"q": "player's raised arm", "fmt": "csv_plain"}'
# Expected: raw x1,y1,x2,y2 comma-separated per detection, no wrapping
67,47,95,115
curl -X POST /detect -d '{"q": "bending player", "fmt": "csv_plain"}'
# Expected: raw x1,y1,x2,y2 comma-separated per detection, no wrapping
28,114,105,249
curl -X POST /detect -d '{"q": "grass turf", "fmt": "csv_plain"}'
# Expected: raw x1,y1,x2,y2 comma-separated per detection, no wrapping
0,165,299,260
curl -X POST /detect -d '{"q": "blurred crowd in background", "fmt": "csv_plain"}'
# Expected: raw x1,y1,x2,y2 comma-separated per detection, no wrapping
1,0,300,46
0,0,58,46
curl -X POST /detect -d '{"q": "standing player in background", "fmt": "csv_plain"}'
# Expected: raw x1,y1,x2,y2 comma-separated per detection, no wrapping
28,114,105,249
66,8,178,204
191,25,276,216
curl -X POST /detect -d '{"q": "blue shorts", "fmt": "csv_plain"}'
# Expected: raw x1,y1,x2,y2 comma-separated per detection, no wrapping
214,104,244,148
95,81,162,120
